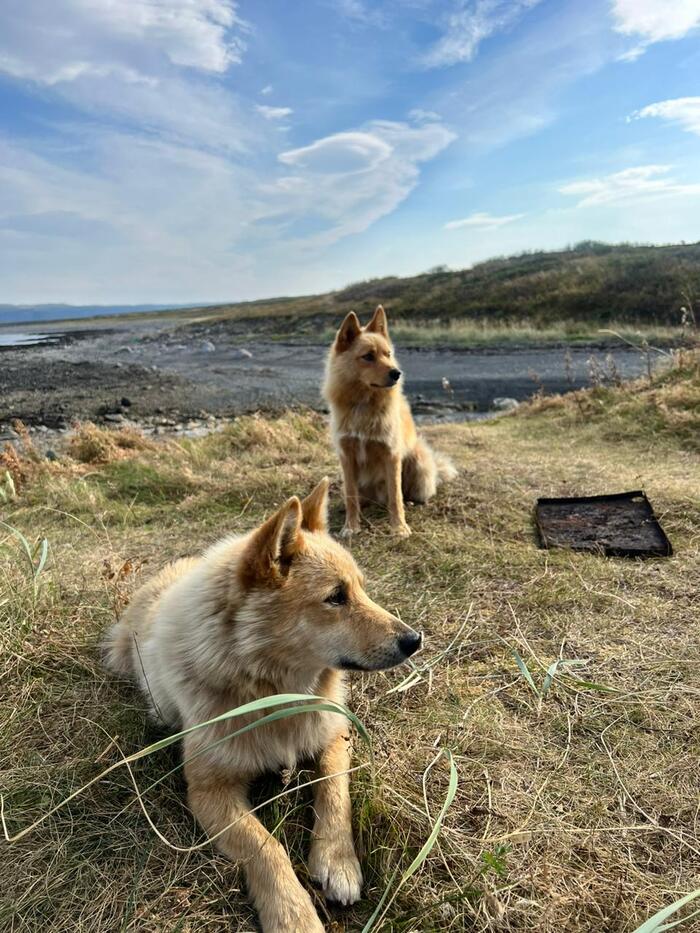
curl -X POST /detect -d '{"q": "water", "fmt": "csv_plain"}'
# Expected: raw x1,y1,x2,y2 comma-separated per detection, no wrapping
0,332,62,347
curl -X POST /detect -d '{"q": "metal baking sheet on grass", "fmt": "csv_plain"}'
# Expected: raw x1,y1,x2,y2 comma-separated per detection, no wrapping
535,491,672,558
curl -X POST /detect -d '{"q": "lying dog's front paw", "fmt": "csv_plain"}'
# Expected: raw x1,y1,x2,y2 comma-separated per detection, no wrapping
259,885,325,933
309,844,363,906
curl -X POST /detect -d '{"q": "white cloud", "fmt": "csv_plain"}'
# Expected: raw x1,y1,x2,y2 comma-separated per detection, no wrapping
559,165,700,207
611,0,700,58
409,108,442,123
445,211,524,229
260,85,273,95
0,0,252,154
256,105,293,120
423,0,542,68
279,132,394,174
331,0,387,27
630,97,700,136
264,120,456,246
0,0,246,85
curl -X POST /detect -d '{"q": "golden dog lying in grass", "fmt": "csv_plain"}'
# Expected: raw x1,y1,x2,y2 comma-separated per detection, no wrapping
323,305,456,537
103,478,422,932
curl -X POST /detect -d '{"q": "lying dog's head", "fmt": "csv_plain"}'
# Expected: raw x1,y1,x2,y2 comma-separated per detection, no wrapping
329,305,402,391
238,478,422,672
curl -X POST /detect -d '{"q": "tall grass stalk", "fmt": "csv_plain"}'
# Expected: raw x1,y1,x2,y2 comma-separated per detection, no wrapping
361,749,458,932
2,693,369,844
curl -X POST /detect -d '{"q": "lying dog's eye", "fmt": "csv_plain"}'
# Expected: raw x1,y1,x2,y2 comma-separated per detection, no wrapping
325,584,348,606
361,352,375,363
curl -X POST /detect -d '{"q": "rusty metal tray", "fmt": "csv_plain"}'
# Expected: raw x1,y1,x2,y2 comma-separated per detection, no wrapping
535,491,672,558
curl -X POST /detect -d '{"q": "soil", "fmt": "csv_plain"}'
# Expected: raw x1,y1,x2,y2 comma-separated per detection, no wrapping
0,315,661,434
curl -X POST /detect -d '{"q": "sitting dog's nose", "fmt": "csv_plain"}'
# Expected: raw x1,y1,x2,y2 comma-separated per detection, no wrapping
389,368,402,383
398,631,423,658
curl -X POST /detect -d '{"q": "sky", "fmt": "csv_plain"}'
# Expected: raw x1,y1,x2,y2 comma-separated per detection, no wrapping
0,0,699,305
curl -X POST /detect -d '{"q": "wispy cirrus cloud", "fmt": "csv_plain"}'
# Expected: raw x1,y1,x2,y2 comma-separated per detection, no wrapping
559,165,700,207
445,211,524,230
611,0,700,60
422,0,542,68
629,97,700,136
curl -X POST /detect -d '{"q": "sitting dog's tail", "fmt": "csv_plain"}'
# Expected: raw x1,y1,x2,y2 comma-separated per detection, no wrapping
434,451,458,483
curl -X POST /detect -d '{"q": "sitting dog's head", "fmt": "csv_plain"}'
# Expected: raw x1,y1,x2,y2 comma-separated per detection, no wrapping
330,305,402,391
238,477,422,673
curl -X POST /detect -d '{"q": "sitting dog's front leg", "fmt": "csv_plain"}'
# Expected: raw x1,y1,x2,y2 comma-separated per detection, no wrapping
309,730,363,906
186,757,324,933
386,452,410,537
339,436,361,536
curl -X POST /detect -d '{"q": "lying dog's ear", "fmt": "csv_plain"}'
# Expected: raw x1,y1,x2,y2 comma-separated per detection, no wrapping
242,496,302,584
335,311,361,351
365,304,388,338
301,476,329,533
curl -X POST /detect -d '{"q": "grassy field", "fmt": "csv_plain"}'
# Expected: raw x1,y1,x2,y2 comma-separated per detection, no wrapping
1,354,700,932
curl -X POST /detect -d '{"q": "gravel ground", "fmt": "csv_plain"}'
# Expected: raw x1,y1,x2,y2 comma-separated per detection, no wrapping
0,316,660,434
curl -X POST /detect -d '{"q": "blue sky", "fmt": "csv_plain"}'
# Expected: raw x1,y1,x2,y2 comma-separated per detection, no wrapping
0,0,699,304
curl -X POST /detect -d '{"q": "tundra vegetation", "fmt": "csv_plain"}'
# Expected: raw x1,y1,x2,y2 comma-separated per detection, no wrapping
54,241,700,350
1,350,699,931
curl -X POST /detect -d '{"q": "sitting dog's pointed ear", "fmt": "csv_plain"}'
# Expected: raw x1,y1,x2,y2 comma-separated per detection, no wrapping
242,496,302,584
335,311,361,351
301,476,329,533
365,304,388,338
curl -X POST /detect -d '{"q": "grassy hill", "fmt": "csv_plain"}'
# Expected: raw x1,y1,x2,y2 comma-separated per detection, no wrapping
162,241,700,337
11,241,698,340
334,240,700,327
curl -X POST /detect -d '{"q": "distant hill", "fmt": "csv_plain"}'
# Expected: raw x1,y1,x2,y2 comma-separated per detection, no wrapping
329,241,700,327
3,241,699,329
163,241,700,331
0,303,195,325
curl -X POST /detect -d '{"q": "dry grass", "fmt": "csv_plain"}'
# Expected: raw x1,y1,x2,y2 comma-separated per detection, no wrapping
330,319,691,350
1,375,699,931
68,422,158,464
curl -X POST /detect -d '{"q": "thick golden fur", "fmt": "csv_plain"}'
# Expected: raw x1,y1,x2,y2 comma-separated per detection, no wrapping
323,305,457,537
103,478,422,933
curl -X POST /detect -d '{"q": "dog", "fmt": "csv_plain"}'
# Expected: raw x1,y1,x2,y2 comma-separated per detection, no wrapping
323,305,456,537
103,477,422,933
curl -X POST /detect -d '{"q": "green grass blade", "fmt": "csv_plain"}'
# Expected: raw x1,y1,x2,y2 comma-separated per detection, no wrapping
128,693,370,762
541,659,560,698
0,521,34,573
511,649,540,696
142,702,369,794
565,677,618,694
2,693,368,843
361,749,458,933
632,890,700,933
33,538,49,578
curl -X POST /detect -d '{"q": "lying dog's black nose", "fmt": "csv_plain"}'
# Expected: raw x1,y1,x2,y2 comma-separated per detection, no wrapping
389,368,401,383
398,631,423,658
